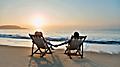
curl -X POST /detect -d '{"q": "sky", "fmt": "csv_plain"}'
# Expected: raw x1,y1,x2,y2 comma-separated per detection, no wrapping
0,0,120,30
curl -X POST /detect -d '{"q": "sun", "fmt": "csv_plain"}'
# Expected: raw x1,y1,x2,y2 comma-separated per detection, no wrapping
34,18,42,26
32,17,43,29
30,15,47,31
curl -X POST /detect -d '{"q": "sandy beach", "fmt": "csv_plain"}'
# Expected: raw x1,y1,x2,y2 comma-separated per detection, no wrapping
0,45,119,67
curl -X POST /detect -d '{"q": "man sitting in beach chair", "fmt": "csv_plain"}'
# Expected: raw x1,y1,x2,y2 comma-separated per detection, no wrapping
55,32,87,59
29,31,54,57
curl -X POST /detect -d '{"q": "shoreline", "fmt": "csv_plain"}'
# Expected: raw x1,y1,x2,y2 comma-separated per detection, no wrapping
0,43,120,54
1,45,120,55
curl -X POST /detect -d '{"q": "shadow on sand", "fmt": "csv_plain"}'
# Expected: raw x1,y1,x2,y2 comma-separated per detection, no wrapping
28,54,64,67
28,54,103,67
72,57,104,67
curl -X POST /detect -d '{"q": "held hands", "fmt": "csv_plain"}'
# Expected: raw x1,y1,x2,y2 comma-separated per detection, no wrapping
53,42,65,47
54,44,61,47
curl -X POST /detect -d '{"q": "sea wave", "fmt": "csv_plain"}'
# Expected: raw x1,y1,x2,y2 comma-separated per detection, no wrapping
0,34,120,45
85,40,120,45
0,34,30,39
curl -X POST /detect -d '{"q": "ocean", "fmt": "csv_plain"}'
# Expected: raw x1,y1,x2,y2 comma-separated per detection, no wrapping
0,29,120,54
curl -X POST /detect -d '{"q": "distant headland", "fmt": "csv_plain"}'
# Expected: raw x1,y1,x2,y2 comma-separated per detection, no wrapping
0,25,27,29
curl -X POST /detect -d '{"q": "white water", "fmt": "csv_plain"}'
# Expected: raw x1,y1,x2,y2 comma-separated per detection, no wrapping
0,29,120,54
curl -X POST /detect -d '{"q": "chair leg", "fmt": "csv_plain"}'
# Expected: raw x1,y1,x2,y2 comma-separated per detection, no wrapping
78,51,82,57
47,47,52,54
68,50,72,59
40,51,46,57
38,49,42,53
40,49,49,57
81,44,83,58
40,47,53,57
81,54,83,58
81,51,83,58
31,49,39,56
64,48,68,54
31,43,34,56
76,50,78,54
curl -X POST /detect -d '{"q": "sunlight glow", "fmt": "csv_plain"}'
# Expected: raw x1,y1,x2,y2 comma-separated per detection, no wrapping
29,14,49,30
31,17,46,31
33,18,42,28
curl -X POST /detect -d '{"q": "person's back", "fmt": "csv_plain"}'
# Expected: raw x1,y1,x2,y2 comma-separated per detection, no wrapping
68,32,80,44
71,32,79,39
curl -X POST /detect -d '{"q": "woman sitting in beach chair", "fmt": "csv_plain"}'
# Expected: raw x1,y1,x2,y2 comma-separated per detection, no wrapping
55,32,87,59
29,31,54,57
34,31,55,50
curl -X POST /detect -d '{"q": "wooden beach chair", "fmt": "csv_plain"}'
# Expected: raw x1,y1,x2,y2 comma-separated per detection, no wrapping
29,34,52,57
64,36,87,59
